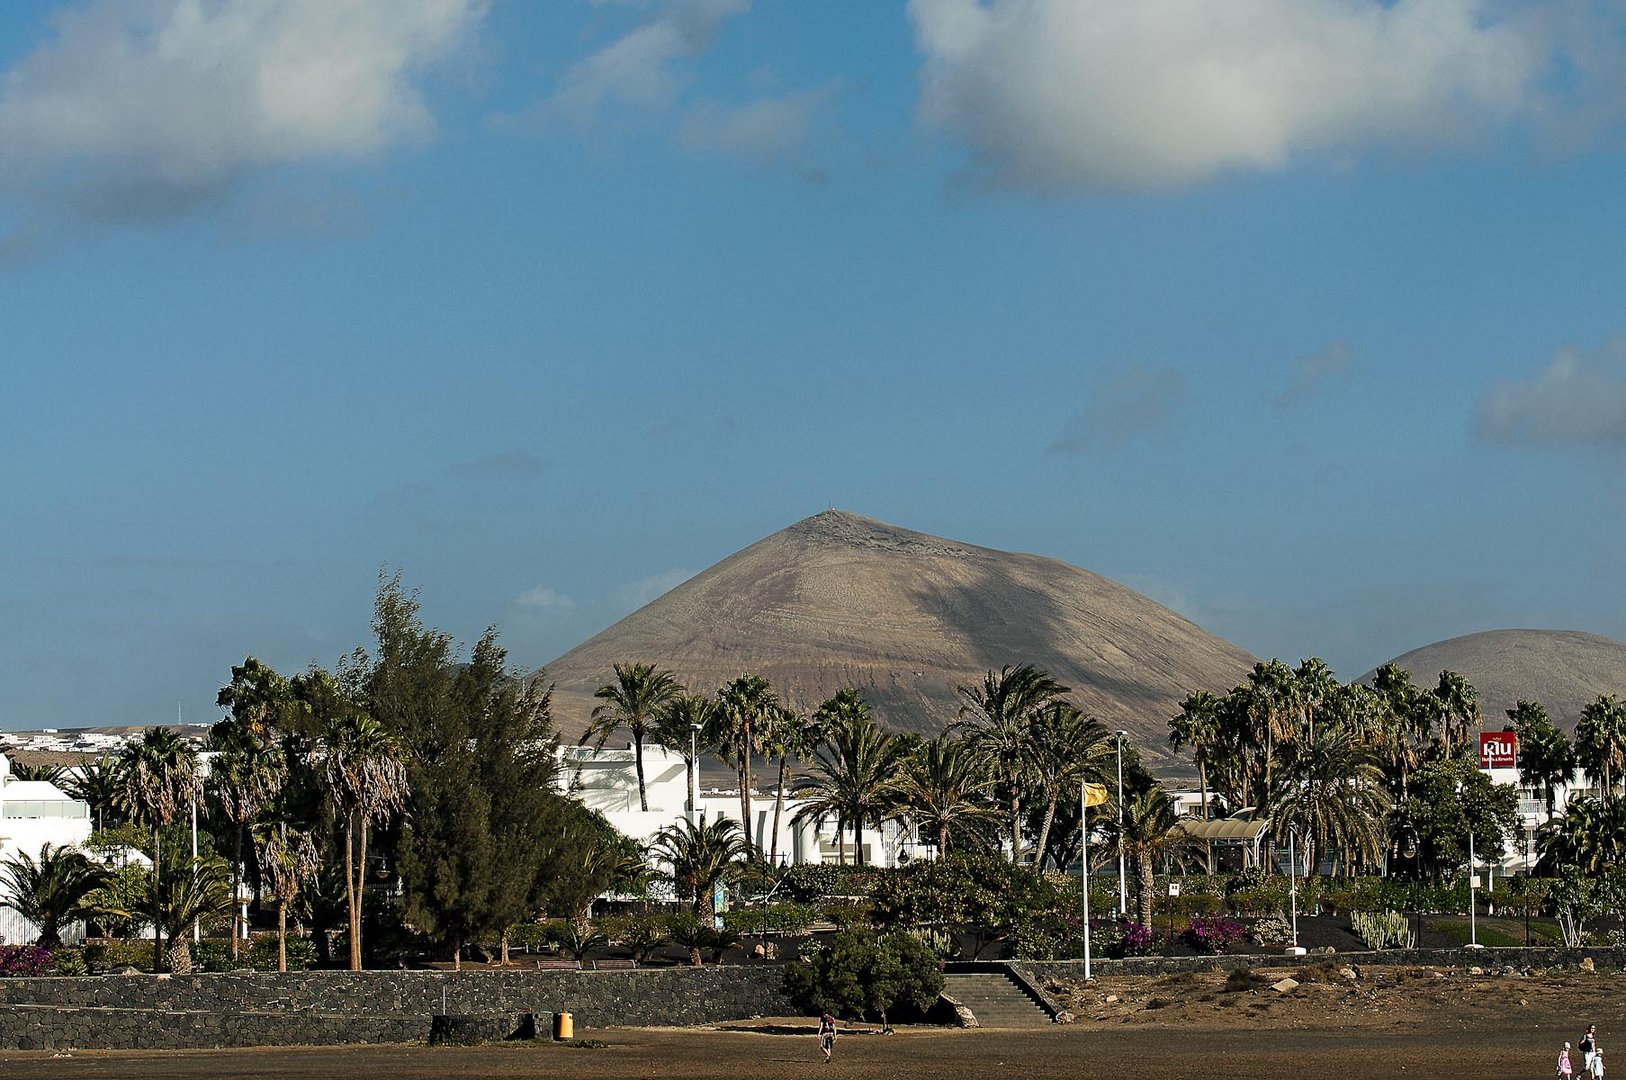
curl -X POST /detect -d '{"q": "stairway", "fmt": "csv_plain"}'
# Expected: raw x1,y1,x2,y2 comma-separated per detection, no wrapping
940,972,1053,1028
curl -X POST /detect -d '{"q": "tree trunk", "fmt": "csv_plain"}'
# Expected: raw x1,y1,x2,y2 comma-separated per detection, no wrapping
738,724,753,849
939,821,949,856
1200,764,1213,872
453,932,463,972
855,817,866,867
169,938,192,975
770,756,788,866
343,816,360,972
1035,794,1059,871
1136,854,1155,928
352,818,369,971
501,928,510,967
634,728,649,812
231,822,244,960
837,814,846,865
152,827,164,972
277,901,288,973
1009,785,1022,865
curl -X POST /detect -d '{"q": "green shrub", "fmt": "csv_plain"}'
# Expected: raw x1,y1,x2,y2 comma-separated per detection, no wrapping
723,903,816,937
781,928,944,1025
51,948,88,975
505,922,551,952
818,902,873,929
1250,914,1292,946
246,936,316,971
782,864,881,903
82,940,155,973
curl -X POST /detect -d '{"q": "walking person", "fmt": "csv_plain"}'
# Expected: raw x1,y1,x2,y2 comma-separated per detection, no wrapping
1560,1043,1574,1079
817,1011,837,1064
1583,1026,1599,1077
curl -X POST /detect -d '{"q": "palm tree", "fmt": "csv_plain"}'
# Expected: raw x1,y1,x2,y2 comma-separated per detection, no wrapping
1117,786,1182,928
209,730,287,959
8,761,67,785
65,756,123,830
1245,659,1298,801
0,844,108,947
585,662,682,812
1575,695,1626,803
216,656,299,743
1291,657,1340,741
792,715,905,867
113,726,199,971
256,823,321,972
957,664,1067,864
1370,663,1428,798
716,674,778,850
1430,670,1479,757
1537,793,1626,876
895,734,998,855
1510,700,1573,819
1267,727,1391,875
650,693,718,819
1169,691,1222,822
1026,702,1110,869
647,817,753,923
314,711,408,971
152,854,234,974
761,705,815,867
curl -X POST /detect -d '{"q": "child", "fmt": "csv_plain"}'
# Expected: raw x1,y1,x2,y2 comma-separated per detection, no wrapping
1592,1046,1604,1079
1561,1043,1573,1079
817,1012,837,1064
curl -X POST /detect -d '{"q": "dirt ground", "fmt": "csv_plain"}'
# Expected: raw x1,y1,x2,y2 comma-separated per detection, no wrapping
0,964,1618,1080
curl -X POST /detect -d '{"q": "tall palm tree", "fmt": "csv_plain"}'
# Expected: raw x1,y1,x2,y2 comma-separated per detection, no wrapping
1118,786,1182,927
647,817,753,923
208,730,287,959
0,844,108,947
585,662,683,812
1268,727,1391,875
1575,695,1626,803
1169,691,1222,821
1245,659,1298,802
1370,663,1428,798
650,693,719,818
957,664,1067,864
113,727,199,971
256,823,321,972
1430,670,1479,757
716,673,778,850
792,715,905,866
1026,702,1110,869
761,705,815,867
894,735,998,856
1291,657,1340,740
314,711,408,971
1510,700,1574,819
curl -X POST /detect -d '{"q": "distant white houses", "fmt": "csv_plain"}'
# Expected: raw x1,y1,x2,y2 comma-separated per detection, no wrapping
0,753,94,945
557,743,916,871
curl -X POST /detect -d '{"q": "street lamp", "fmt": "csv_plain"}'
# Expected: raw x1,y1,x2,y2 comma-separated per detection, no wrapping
1457,781,1482,950
1114,730,1128,917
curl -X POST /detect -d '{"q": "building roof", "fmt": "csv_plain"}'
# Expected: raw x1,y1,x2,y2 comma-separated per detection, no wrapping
1169,817,1268,842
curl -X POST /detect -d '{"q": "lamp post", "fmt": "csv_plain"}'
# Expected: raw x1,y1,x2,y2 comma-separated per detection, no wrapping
1458,781,1481,949
1081,781,1092,981
1287,829,1305,955
1114,730,1127,917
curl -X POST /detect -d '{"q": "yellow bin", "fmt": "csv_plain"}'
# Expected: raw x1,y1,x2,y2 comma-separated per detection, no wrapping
554,1012,574,1041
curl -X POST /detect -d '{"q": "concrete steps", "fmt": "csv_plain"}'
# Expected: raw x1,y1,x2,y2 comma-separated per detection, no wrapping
940,972,1052,1028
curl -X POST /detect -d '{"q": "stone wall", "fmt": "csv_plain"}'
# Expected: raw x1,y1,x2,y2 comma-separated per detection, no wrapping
0,966,797,1050
1016,945,1626,981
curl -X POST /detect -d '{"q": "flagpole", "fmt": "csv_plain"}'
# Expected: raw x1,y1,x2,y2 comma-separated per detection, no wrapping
1082,781,1091,981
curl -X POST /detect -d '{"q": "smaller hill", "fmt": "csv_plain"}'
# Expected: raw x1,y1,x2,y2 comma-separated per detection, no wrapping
1367,629,1626,730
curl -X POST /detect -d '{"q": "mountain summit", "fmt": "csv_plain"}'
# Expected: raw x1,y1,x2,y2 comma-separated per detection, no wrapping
544,510,1255,766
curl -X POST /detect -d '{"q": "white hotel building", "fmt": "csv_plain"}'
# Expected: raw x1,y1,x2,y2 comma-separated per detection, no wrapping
0,753,94,945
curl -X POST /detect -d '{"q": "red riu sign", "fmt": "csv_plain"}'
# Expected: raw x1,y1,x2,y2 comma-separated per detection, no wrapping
1479,731,1517,769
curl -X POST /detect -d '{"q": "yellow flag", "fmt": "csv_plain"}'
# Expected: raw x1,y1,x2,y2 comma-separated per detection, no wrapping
1083,782,1109,807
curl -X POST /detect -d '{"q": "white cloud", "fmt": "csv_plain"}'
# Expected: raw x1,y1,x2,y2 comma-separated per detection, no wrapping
679,81,839,166
908,0,1573,192
1475,339,1626,447
0,0,484,223
507,0,749,129
612,568,695,611
515,585,576,612
1275,341,1353,411
1049,364,1190,453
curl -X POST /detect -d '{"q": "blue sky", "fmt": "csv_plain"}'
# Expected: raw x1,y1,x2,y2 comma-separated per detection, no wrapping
5,0,1626,729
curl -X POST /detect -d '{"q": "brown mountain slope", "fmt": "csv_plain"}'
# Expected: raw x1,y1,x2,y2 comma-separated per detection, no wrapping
542,510,1255,766
1366,629,1626,731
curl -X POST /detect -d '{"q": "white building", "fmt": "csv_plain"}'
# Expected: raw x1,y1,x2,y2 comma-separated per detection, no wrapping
557,743,915,869
0,753,94,944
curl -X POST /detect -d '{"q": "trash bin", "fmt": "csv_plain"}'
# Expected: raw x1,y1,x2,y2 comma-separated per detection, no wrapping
554,1011,573,1040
